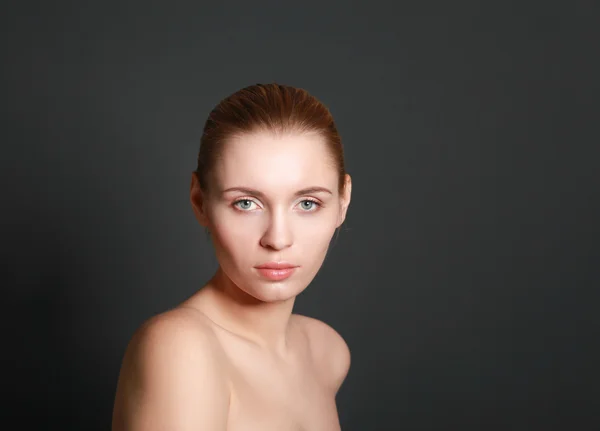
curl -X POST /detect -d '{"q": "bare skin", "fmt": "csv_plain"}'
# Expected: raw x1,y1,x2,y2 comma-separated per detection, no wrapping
112,131,352,430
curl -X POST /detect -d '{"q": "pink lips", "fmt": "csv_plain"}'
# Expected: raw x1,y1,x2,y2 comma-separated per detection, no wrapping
255,262,299,281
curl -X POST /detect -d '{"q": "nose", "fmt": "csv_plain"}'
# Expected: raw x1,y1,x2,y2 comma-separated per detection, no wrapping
260,210,293,251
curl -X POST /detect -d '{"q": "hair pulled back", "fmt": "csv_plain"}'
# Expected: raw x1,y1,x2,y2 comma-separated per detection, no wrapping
195,83,346,193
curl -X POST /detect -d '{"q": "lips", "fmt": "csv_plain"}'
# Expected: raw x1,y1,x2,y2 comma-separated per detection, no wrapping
255,262,299,281
255,262,297,270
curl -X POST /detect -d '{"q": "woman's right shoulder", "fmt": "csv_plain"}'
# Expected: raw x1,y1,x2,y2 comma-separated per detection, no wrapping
134,306,215,342
113,307,230,430
125,306,224,367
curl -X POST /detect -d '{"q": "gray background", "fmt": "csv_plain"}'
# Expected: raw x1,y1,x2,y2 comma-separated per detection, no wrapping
2,1,598,429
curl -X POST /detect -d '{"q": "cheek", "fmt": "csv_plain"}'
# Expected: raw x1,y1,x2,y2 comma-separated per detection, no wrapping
207,209,260,261
296,215,338,254
215,225,256,254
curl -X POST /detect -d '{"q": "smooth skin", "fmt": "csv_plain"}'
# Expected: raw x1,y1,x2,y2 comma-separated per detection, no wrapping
112,130,352,430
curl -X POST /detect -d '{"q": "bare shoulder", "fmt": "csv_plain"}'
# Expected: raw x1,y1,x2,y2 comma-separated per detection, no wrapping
123,307,224,366
112,307,229,431
292,314,351,393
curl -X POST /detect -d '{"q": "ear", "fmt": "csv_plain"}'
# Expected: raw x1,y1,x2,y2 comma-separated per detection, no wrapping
337,174,352,228
190,172,210,227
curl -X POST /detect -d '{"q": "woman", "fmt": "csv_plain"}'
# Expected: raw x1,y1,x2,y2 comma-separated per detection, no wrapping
112,83,353,430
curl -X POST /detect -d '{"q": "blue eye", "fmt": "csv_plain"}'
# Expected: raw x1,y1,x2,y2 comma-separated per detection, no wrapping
234,199,257,211
299,200,320,211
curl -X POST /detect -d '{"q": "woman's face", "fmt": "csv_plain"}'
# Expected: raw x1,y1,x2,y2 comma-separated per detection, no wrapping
195,130,351,303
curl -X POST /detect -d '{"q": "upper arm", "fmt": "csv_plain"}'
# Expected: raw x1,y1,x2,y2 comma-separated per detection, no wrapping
302,316,351,394
326,325,351,393
112,312,229,431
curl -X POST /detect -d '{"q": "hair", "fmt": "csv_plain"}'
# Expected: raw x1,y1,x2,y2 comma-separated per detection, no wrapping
195,83,347,194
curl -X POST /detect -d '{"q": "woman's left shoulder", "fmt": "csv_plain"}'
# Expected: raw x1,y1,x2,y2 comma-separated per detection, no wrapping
292,314,351,392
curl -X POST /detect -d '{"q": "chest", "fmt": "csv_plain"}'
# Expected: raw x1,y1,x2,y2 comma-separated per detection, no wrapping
224,350,341,431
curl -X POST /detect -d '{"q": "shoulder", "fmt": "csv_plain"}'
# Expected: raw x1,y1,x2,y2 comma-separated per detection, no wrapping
124,307,224,370
292,314,351,393
112,307,229,430
139,306,221,350
134,306,217,341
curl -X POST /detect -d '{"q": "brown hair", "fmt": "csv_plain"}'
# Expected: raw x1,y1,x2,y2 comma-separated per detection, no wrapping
195,83,346,193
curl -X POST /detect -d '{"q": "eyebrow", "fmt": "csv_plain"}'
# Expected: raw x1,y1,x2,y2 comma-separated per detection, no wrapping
221,186,333,197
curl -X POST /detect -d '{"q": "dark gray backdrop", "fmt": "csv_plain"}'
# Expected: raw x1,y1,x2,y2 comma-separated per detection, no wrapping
2,1,598,430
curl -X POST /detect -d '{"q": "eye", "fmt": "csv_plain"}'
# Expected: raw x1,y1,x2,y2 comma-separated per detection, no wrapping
298,199,321,212
233,199,259,211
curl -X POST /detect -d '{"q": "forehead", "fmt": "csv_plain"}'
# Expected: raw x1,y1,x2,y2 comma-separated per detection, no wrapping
213,131,338,192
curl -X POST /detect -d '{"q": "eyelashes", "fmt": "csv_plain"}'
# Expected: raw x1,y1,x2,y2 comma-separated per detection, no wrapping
298,199,320,212
232,197,322,213
233,199,259,211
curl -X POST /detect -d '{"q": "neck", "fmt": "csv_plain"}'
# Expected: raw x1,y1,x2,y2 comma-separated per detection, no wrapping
200,267,295,355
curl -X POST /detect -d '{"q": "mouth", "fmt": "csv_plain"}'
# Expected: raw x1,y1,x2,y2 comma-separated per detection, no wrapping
254,262,299,281
255,261,298,270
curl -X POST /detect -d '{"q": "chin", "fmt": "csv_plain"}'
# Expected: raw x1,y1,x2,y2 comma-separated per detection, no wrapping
242,278,308,302
221,266,308,303
217,259,324,303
